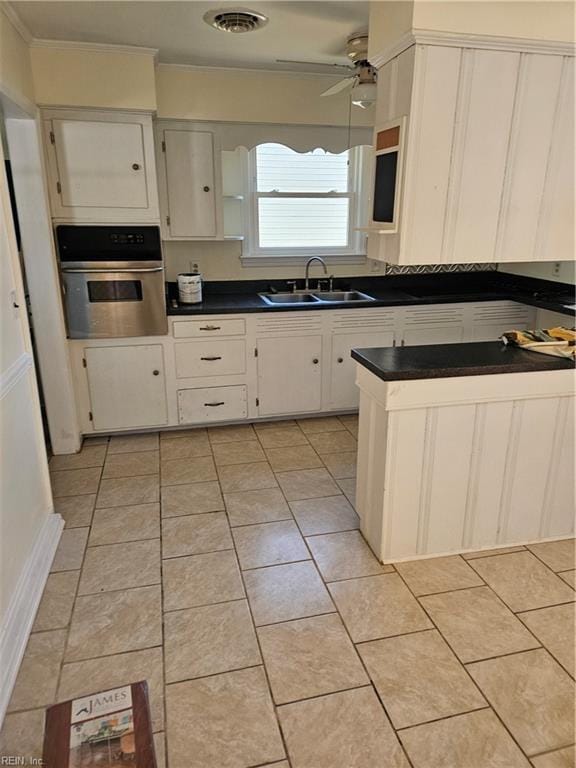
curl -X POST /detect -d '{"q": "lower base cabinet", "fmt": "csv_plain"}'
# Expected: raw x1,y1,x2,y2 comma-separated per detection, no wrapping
75,302,540,434
177,385,247,424
256,335,322,416
402,326,464,346
330,330,395,410
85,345,168,430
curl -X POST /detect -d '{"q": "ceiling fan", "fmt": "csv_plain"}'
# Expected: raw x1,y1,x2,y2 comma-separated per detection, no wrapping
277,34,377,109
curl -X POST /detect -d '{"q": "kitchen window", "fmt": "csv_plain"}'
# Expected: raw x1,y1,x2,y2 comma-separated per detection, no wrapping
244,143,369,261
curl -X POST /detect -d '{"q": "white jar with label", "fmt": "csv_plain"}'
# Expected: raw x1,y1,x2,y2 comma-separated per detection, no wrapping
178,272,203,304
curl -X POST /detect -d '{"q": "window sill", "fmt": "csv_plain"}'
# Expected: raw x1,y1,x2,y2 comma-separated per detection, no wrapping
241,254,367,268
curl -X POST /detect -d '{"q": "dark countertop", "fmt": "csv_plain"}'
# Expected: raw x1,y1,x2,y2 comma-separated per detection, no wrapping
352,341,575,381
166,272,575,318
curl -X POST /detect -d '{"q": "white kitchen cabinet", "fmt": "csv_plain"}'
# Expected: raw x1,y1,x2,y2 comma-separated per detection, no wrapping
175,339,246,379
178,385,247,424
533,58,575,262
330,331,394,410
256,335,322,416
156,123,223,239
43,111,159,222
173,317,245,338
400,305,467,346
467,302,537,342
494,55,566,262
85,345,167,430
402,326,464,346
69,301,544,435
367,42,574,265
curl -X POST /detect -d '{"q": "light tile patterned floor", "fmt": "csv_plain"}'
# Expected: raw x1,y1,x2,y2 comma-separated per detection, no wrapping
1,415,575,768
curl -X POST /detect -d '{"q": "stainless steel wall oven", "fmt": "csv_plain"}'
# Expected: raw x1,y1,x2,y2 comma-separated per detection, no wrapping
56,225,167,339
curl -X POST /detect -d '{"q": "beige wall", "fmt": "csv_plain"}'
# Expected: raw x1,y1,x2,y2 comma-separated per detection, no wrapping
499,261,576,284
368,1,414,59
30,46,157,110
163,240,382,281
368,0,575,60
156,65,373,126
413,1,575,42
0,8,34,107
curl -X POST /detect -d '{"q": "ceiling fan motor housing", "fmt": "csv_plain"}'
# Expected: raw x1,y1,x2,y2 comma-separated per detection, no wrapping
346,33,369,62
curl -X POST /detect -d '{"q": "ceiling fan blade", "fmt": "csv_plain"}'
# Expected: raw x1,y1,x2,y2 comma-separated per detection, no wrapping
276,59,353,70
320,77,357,98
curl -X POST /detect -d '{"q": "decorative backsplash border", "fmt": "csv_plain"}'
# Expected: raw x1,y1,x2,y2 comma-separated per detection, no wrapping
384,263,498,275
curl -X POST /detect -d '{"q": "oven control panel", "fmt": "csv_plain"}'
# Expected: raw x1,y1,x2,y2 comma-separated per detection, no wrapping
56,225,161,262
110,233,145,245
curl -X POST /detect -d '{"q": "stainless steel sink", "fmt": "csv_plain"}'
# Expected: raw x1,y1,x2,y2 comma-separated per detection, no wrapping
259,292,321,305
259,290,376,306
312,290,375,303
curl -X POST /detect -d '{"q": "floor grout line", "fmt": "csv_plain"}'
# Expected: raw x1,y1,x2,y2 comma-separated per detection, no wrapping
394,704,492,733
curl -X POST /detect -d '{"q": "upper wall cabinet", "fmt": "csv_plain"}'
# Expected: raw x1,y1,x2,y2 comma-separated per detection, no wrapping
43,110,159,223
367,44,575,265
156,122,224,240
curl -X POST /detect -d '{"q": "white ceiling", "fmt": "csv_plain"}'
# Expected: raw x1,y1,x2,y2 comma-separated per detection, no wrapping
12,1,370,72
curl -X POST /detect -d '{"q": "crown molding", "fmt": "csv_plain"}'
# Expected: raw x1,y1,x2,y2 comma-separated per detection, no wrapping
0,2,33,43
371,28,576,68
30,38,159,59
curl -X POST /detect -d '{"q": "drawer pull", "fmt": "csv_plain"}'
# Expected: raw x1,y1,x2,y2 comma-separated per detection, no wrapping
205,401,225,407
199,325,221,331
200,356,222,361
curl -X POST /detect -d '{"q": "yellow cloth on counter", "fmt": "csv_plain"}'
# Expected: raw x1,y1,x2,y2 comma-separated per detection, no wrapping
501,327,576,359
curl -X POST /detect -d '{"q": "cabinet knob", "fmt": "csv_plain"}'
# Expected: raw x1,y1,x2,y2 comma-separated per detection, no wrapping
337,357,344,363
203,185,211,192
132,163,141,171
153,369,160,376
313,358,319,365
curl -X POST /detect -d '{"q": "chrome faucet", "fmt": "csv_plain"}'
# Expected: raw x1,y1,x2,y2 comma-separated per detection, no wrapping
304,257,328,291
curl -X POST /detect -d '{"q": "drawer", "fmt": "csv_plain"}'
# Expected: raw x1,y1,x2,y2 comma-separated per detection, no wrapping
178,385,247,424
173,318,246,338
175,339,246,379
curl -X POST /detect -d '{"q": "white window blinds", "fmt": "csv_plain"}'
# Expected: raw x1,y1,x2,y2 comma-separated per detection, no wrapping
255,144,350,248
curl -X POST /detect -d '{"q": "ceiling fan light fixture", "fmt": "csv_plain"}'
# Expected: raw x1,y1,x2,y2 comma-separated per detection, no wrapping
351,81,376,109
203,8,269,33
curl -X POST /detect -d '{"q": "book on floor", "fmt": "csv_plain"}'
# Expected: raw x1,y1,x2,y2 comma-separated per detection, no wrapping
43,680,157,768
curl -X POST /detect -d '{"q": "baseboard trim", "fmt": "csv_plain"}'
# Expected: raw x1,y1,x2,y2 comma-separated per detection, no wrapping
0,512,64,724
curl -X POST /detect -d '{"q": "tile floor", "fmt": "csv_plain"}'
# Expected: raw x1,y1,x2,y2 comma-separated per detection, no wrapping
1,415,575,768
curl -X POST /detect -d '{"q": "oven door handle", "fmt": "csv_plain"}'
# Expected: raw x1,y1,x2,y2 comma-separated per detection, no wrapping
61,267,164,274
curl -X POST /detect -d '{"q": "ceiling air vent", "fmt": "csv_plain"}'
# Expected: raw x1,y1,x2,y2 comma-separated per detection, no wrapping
203,8,269,33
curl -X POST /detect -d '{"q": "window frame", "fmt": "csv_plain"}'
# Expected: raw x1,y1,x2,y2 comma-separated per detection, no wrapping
243,144,369,262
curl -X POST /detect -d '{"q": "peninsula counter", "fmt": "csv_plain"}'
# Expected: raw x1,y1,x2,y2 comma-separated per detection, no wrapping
352,342,575,563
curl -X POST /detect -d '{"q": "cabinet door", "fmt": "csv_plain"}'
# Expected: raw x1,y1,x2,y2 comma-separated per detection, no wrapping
402,306,466,346
402,326,464,346
163,130,217,238
443,50,519,263
330,331,394,410
257,336,322,416
51,119,149,211
466,303,536,342
85,345,167,431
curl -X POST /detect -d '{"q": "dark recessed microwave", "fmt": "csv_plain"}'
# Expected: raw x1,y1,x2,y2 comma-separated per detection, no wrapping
370,117,406,234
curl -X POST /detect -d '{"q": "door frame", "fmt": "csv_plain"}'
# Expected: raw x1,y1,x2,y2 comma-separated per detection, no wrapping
2,94,81,453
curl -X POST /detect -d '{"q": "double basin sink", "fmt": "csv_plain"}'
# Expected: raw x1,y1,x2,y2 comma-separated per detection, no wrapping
259,290,375,306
